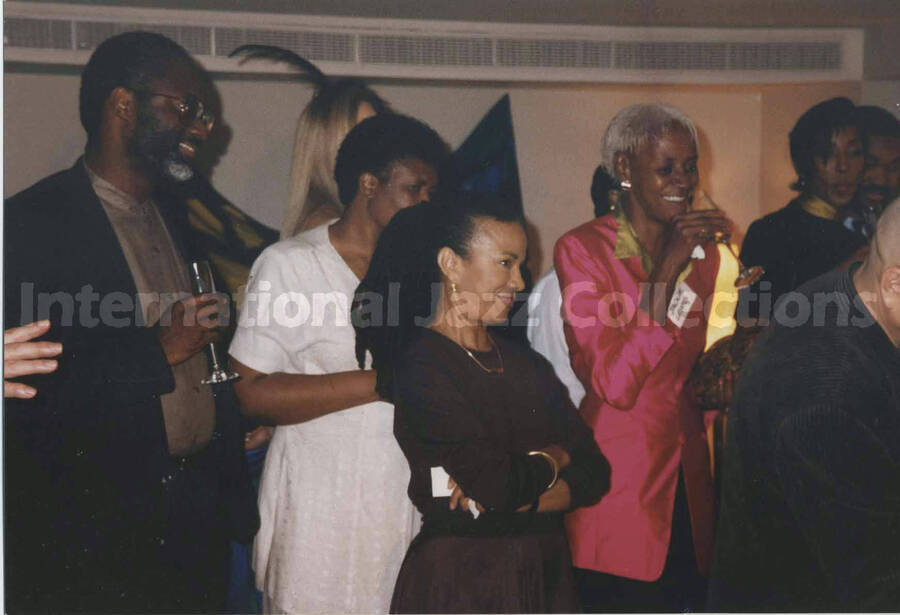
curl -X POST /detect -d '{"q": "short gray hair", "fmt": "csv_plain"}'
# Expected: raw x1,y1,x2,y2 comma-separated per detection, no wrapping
601,103,699,180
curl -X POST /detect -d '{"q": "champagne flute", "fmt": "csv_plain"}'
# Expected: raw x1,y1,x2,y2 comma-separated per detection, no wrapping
189,260,240,384
694,191,764,289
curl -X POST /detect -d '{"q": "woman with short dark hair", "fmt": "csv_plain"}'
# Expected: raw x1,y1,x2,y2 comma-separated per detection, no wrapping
229,113,449,614
740,97,867,320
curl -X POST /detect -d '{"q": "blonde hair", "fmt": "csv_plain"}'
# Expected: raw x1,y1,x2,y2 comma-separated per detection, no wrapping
282,81,389,238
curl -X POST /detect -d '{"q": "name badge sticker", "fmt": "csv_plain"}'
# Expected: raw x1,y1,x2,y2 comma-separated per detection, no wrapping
667,281,698,329
431,466,453,497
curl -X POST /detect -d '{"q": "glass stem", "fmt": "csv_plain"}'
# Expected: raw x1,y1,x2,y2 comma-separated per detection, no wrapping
207,342,223,371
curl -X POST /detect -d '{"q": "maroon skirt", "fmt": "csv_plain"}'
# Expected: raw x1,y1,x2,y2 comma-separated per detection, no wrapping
390,529,580,614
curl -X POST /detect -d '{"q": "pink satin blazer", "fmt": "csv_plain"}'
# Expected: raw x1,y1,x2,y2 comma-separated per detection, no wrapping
554,212,717,582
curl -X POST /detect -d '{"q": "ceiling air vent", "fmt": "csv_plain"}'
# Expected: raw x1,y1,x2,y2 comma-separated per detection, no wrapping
73,21,212,55
214,28,353,63
4,17,72,50
728,42,841,71
4,2,863,84
615,42,728,70
360,35,493,66
496,39,612,68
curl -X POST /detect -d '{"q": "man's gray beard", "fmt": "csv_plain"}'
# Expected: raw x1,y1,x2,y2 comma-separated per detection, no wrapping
129,139,195,184
163,154,194,183
131,103,195,184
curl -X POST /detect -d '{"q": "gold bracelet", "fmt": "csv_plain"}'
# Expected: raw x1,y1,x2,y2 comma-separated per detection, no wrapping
528,450,559,491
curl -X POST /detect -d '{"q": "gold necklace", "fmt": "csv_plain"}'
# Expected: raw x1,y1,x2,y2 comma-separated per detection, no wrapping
453,333,504,374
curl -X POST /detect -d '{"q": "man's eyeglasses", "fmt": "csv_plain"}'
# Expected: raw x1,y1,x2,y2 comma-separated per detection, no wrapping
142,91,215,131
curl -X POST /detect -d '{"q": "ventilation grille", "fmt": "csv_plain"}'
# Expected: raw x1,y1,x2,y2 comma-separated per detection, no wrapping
214,27,353,62
360,35,493,66
728,42,841,70
497,39,612,68
74,22,212,55
613,41,842,71
3,3,863,83
616,42,728,70
5,17,71,50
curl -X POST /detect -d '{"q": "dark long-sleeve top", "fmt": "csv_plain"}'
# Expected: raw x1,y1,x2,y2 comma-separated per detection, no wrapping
738,195,865,321
708,267,900,611
393,328,609,532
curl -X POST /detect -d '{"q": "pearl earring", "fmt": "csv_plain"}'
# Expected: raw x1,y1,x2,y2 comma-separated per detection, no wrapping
619,180,632,190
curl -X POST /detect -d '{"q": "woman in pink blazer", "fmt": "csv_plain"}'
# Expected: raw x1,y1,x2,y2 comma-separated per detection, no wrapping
555,104,728,612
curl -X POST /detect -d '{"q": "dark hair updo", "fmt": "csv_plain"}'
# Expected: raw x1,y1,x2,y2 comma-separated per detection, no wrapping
352,192,524,400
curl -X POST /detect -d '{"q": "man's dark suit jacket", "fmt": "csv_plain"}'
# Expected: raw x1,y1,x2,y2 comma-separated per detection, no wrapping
4,160,257,613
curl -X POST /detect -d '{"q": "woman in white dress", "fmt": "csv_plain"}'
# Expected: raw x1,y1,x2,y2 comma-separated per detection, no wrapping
229,113,449,614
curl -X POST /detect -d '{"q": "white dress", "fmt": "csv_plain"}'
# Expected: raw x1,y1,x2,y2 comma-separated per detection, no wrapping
229,223,419,614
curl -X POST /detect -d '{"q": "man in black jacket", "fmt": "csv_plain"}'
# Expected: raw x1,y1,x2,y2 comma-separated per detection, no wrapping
4,32,254,613
856,106,900,228
708,198,900,611
838,106,900,240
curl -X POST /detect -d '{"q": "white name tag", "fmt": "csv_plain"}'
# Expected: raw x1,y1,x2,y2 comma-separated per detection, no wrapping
431,466,480,518
431,466,453,497
667,281,698,329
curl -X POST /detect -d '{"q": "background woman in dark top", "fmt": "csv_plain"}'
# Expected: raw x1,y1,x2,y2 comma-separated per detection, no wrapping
739,97,867,322
353,194,610,613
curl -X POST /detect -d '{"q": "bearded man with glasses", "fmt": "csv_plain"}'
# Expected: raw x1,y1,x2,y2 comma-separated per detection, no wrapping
4,31,256,613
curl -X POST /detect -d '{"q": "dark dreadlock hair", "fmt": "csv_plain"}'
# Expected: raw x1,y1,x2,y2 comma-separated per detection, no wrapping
352,192,524,401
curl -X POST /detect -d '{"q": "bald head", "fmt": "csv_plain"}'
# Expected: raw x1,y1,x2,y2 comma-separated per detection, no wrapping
869,197,900,270
858,197,900,347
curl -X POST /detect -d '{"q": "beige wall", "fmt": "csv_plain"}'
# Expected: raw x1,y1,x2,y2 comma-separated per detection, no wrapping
862,81,900,115
2,71,879,276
